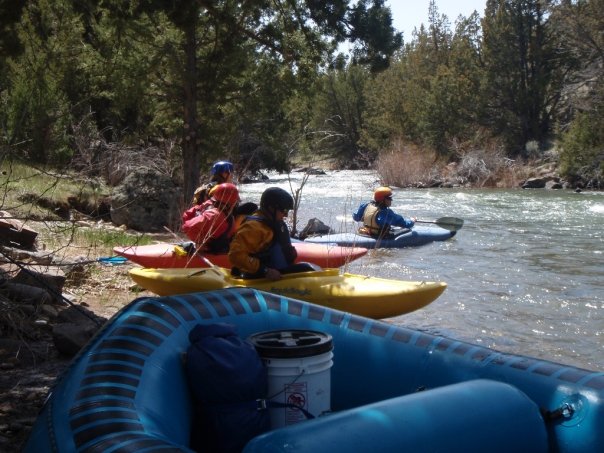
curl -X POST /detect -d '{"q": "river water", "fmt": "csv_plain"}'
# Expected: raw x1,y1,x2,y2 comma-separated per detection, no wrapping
239,170,604,372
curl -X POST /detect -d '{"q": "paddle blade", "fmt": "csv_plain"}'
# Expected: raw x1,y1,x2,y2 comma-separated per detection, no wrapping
97,256,128,265
435,217,464,231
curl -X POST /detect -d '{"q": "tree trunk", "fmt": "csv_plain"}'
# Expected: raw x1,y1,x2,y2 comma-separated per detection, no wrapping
181,11,201,207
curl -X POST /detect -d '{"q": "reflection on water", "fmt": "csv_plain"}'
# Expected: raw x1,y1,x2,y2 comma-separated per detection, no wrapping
240,171,604,371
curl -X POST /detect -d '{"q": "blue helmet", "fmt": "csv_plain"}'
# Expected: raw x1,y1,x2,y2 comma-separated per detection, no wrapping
211,161,234,175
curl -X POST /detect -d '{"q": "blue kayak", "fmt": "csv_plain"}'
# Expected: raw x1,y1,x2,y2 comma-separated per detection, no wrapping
24,288,604,453
304,225,456,248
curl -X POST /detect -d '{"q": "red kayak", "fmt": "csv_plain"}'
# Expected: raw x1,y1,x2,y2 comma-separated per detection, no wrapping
114,241,367,269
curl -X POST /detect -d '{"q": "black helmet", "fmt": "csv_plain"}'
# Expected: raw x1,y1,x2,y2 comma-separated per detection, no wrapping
260,187,294,211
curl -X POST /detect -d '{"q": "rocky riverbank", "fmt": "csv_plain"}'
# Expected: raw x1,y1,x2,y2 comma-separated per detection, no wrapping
0,252,152,451
0,216,163,451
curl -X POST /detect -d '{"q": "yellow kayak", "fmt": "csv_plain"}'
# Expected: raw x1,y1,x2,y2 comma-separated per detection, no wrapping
128,267,446,319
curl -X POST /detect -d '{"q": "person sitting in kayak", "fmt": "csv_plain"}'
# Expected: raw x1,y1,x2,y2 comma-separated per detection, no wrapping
184,160,255,226
229,187,316,280
188,160,257,217
353,186,416,239
190,160,234,207
182,183,240,254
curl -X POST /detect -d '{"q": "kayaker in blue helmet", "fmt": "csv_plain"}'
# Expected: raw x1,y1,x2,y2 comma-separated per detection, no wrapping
190,160,234,206
182,183,240,253
353,186,416,238
185,161,257,245
229,187,315,280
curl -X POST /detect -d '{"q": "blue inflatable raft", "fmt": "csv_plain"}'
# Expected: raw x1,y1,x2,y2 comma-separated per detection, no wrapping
304,225,455,248
24,289,604,452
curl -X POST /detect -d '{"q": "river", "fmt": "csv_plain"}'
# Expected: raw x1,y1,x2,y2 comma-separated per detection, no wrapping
239,170,604,372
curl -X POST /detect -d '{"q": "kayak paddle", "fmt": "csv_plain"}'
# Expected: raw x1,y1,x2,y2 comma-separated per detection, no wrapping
415,217,464,231
97,256,128,265
177,244,224,276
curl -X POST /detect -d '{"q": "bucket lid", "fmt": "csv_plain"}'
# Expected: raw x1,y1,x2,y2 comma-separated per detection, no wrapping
249,330,333,358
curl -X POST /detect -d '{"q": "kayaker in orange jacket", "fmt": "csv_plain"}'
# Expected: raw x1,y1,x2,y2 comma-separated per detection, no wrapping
229,187,315,280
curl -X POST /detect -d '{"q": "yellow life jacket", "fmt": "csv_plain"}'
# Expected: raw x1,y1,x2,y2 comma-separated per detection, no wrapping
361,202,390,237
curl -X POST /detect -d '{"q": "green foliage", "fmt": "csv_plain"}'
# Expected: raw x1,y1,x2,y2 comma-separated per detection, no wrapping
532,0,604,188
2,0,83,163
0,0,602,191
480,0,566,155
0,1,24,61
58,7,183,142
204,33,322,173
362,4,483,156
0,158,109,223
560,110,604,188
361,60,410,152
69,227,155,250
347,0,403,71
310,64,371,166
5,64,72,163
550,0,604,167
39,220,156,258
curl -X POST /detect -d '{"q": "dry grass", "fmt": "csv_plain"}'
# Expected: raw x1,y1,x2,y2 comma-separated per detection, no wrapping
376,136,538,189
375,140,442,187
454,148,535,188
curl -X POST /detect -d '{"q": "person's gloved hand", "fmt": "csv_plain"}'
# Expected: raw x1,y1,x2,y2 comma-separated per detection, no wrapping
265,268,281,280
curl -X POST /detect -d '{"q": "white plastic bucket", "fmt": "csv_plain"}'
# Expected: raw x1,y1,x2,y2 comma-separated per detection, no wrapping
249,330,333,429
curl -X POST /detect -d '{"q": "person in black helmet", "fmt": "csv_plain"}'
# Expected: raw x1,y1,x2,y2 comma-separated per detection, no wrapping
228,187,316,280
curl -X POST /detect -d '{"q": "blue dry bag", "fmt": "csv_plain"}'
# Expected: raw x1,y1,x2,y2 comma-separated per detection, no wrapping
185,323,270,453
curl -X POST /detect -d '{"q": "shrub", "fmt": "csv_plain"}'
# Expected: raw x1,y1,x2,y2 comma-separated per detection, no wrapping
70,116,178,187
450,135,533,188
559,112,604,189
375,140,441,187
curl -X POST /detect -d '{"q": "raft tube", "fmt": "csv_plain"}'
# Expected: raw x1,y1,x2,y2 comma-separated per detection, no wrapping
245,379,548,453
24,289,604,453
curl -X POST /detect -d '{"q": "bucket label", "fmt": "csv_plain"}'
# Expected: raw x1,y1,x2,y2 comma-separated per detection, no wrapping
285,382,308,425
